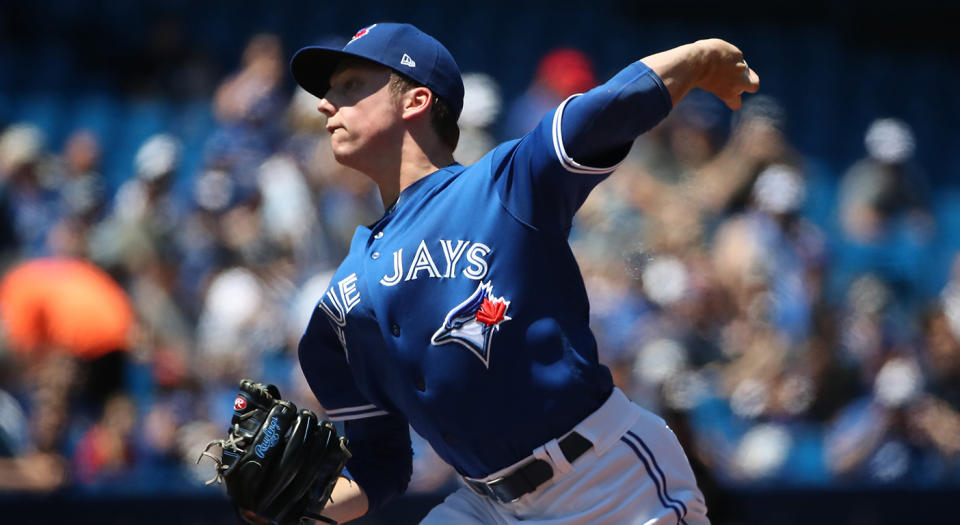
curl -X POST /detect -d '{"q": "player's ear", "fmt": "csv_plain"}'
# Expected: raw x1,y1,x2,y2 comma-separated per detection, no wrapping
400,86,432,120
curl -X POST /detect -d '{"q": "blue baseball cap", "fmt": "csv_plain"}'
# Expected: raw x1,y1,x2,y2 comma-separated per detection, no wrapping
291,23,464,119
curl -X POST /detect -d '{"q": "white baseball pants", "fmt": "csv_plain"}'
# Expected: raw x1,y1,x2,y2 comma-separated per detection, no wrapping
419,388,709,524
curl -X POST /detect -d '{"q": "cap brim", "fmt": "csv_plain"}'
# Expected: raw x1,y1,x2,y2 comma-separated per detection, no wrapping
291,46,347,99
291,46,391,99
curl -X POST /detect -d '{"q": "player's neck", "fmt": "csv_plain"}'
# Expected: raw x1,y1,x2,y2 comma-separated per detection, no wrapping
375,136,454,209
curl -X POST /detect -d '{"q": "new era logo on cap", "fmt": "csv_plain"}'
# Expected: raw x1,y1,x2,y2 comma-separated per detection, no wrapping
400,53,416,68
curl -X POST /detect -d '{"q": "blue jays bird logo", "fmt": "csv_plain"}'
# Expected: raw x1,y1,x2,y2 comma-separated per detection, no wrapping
348,24,377,44
431,281,511,368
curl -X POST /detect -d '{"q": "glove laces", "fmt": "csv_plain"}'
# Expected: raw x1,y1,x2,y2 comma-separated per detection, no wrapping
197,422,248,486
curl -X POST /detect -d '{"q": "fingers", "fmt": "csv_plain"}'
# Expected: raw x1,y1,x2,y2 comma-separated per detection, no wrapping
696,42,759,111
743,64,760,93
724,58,759,110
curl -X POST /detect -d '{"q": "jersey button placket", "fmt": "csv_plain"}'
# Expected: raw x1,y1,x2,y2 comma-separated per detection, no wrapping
390,323,401,337
370,230,383,259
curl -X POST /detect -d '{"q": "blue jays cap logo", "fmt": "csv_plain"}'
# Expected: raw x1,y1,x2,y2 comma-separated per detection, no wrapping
431,281,511,368
348,24,377,45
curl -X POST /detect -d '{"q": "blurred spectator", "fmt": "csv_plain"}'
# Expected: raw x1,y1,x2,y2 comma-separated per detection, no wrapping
931,254,960,407
824,356,936,484
89,133,186,280
213,33,286,128
0,124,61,259
256,154,322,265
0,451,67,491
0,379,67,491
43,129,108,259
838,118,933,243
56,129,106,224
836,273,916,384
502,48,596,139
73,394,138,484
711,164,825,345
692,95,801,216
906,254,960,465
194,259,293,385
455,73,502,164
631,91,729,186
206,32,287,190
0,385,29,458
139,394,185,469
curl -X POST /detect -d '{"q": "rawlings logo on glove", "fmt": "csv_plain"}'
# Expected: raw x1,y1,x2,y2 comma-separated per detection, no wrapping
256,418,282,459
198,379,351,525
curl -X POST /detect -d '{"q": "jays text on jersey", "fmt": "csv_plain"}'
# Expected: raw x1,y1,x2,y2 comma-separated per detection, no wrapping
298,60,672,509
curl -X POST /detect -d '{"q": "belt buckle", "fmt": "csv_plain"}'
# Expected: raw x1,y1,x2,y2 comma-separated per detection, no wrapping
465,476,497,499
465,474,522,504
489,458,552,503
474,475,520,504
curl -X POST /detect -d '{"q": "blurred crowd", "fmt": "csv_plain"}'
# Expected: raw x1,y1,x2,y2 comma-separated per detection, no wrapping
0,32,958,502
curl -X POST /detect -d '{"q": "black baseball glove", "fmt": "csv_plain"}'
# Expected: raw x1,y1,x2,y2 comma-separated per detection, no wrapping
199,379,351,525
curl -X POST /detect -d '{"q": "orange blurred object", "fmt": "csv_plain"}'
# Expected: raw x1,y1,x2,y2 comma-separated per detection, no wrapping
0,258,134,359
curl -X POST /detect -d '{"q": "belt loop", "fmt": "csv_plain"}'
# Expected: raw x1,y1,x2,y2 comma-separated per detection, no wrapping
577,388,640,455
531,443,555,472
544,439,574,477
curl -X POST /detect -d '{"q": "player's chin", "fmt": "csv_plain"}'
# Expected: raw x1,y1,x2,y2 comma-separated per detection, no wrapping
329,140,354,162
330,145,364,170
330,144,352,160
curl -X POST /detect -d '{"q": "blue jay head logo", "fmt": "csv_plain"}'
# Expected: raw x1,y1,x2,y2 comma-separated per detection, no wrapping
430,281,511,368
348,24,377,44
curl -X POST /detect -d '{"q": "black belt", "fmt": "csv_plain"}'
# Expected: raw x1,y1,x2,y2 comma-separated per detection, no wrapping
464,431,593,503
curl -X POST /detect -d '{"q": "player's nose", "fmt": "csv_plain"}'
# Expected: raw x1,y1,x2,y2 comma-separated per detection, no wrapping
317,97,336,117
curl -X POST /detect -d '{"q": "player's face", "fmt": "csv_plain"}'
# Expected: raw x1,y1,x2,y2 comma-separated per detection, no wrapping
318,61,402,167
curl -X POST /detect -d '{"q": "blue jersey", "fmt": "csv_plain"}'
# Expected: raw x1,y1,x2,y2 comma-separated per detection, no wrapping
299,61,672,509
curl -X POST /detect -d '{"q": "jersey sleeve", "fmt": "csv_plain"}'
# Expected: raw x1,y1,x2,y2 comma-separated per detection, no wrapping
492,61,672,234
297,306,413,510
298,305,386,420
342,416,413,511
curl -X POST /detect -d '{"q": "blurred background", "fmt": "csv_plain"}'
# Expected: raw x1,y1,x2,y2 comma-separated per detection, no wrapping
0,0,958,523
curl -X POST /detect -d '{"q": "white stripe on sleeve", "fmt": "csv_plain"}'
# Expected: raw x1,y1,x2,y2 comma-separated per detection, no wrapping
552,95,626,175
